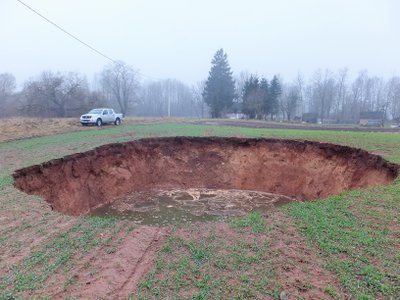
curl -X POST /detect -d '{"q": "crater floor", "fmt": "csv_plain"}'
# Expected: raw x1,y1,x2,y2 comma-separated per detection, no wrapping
13,137,399,215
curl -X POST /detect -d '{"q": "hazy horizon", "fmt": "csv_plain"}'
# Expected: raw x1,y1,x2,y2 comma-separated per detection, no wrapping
1,0,400,87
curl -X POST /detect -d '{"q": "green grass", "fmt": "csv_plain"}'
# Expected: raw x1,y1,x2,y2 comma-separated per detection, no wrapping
1,121,399,299
0,175,13,187
283,183,400,299
2,122,400,178
136,224,277,300
0,216,125,299
230,211,266,233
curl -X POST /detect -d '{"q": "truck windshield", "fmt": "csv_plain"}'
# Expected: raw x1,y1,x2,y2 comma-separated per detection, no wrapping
88,109,103,114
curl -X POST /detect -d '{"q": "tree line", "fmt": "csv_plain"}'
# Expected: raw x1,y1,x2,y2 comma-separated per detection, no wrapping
1,49,400,123
0,61,205,119
203,49,400,123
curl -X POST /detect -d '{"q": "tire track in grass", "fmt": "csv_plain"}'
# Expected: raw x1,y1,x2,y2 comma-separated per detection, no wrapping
57,225,169,299
43,219,131,298
0,217,77,272
0,216,118,299
136,212,343,299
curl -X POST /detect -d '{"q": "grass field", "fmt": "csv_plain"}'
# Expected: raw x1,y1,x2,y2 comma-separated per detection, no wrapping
0,122,399,299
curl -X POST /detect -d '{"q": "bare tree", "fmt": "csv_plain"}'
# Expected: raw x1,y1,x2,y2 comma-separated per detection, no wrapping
335,68,348,123
137,79,199,117
295,72,305,116
21,71,88,117
348,71,368,123
138,81,165,116
0,73,17,117
281,84,299,121
101,61,140,115
87,90,108,109
192,81,207,118
309,69,336,122
387,76,400,120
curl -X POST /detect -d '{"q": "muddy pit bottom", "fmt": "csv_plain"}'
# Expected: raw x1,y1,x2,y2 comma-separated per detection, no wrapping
90,188,296,225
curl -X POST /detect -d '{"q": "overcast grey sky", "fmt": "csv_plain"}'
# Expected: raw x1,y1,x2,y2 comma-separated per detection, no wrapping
1,0,399,86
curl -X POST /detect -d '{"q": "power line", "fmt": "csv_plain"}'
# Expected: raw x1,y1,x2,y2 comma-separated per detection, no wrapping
15,0,116,64
15,0,161,81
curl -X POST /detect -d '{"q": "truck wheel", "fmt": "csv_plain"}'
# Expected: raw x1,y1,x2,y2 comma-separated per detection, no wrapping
114,118,121,126
96,118,102,127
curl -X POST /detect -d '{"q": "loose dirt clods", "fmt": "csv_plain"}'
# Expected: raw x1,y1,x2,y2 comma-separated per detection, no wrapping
13,137,399,216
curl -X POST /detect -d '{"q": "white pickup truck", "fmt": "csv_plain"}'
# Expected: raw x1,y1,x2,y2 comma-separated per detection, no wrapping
80,108,123,126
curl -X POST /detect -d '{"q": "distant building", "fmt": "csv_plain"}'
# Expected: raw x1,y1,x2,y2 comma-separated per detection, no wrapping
225,113,245,119
359,111,384,127
302,113,318,124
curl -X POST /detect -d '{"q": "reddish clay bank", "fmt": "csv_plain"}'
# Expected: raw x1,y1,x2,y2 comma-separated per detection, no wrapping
13,137,399,215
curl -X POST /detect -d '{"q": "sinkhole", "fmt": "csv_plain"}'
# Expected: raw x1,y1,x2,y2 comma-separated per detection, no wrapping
13,137,399,222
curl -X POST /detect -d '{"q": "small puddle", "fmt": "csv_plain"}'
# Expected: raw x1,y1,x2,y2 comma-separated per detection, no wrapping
14,137,399,216
90,188,295,225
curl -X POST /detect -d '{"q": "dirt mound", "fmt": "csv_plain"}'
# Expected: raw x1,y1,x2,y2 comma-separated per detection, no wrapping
13,137,399,215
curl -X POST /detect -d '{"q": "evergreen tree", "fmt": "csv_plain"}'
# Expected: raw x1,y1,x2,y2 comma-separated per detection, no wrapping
202,49,236,118
259,77,269,118
242,75,261,119
269,75,282,119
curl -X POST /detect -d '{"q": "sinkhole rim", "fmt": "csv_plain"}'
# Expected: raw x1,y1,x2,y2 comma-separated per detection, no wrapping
12,136,400,216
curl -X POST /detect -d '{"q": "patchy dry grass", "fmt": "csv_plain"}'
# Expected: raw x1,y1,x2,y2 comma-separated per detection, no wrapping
0,117,188,143
0,121,399,299
136,212,342,300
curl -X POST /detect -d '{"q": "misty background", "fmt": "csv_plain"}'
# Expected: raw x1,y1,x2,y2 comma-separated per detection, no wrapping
1,0,400,123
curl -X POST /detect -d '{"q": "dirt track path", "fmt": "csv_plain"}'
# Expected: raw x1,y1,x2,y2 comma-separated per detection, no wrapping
58,225,169,299
195,119,400,132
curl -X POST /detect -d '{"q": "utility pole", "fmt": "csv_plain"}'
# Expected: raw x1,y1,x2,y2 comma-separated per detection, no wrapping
167,79,171,117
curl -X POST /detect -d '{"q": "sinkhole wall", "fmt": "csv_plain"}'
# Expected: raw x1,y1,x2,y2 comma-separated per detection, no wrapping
13,137,399,215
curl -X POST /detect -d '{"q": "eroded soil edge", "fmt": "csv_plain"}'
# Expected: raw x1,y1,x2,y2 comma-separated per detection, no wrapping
13,137,399,215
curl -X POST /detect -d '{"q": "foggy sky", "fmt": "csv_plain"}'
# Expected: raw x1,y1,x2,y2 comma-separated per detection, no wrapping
1,0,400,87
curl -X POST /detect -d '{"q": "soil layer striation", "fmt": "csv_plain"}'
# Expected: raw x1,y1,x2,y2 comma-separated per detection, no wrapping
13,137,399,215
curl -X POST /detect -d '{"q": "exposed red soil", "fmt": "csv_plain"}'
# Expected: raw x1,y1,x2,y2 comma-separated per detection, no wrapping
51,225,169,299
13,137,399,215
152,213,345,299
267,212,346,299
